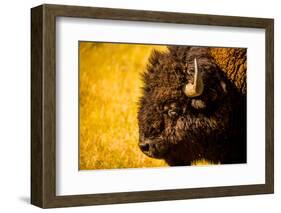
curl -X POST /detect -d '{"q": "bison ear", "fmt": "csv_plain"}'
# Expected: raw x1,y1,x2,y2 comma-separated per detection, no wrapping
220,80,227,94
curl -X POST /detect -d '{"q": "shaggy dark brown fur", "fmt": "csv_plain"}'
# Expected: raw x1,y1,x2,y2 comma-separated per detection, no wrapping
137,46,246,166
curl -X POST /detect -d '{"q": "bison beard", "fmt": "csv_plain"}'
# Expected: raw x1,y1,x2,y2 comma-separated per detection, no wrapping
137,46,246,166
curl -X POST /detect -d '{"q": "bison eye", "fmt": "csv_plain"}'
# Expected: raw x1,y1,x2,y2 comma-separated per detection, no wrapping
168,109,178,117
163,102,180,118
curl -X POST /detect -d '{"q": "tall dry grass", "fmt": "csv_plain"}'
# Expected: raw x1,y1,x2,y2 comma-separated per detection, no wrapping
79,42,168,170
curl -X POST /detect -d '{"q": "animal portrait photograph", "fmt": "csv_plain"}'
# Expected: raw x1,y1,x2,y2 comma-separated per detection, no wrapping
30,4,274,207
79,41,247,170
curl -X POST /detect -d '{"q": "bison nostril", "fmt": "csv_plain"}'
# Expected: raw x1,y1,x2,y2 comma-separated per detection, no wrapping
139,142,150,152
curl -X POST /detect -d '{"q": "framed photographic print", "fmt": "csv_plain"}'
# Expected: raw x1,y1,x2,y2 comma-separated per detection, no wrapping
31,4,274,208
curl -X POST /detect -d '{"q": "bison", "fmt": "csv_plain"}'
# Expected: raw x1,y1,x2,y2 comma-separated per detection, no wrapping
137,46,246,166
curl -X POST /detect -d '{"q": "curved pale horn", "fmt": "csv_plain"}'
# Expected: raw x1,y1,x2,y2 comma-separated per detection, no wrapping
184,58,204,97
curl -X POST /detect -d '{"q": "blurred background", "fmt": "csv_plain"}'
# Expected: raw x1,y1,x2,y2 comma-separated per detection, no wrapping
79,42,168,170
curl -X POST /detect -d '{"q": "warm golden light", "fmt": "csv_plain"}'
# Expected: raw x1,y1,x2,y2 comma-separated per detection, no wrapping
79,42,168,170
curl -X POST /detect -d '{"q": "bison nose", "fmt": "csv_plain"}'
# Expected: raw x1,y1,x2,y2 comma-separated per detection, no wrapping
139,141,150,152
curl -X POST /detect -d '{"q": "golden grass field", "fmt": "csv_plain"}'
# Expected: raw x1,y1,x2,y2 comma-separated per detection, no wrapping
79,42,169,170
79,42,212,170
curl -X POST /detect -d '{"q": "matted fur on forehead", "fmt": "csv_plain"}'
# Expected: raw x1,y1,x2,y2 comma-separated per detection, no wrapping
141,46,218,104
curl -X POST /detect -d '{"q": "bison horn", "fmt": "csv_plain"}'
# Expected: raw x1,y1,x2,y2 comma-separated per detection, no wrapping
184,58,204,97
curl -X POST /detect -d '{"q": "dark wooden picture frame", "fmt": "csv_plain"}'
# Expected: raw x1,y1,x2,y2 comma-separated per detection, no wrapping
31,4,274,208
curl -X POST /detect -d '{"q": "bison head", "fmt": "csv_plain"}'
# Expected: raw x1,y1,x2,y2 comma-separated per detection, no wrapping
137,47,236,165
